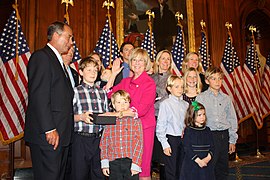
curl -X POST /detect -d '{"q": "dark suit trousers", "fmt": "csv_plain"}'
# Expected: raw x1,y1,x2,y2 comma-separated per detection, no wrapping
29,143,69,180
212,130,229,180
109,158,139,180
71,133,105,180
163,135,184,180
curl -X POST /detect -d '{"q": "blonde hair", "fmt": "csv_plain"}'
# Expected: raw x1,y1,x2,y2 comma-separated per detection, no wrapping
129,48,152,71
153,50,173,74
111,90,131,107
205,67,224,80
183,67,202,94
166,75,183,93
182,52,203,74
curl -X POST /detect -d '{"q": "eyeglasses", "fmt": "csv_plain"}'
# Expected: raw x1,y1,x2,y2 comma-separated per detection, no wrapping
131,58,145,63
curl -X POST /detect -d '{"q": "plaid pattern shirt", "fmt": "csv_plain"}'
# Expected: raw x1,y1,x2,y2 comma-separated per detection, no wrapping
73,82,109,133
100,116,143,171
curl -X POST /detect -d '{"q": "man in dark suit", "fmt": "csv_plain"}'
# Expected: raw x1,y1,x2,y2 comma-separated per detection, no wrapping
24,21,74,180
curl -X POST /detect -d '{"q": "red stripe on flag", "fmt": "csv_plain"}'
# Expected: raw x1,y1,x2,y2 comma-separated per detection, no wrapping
0,67,22,137
5,60,26,127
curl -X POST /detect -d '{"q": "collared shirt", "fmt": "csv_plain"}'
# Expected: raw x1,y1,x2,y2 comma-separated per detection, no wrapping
73,82,109,133
196,89,238,144
122,62,130,78
47,43,63,67
100,116,143,172
156,94,189,149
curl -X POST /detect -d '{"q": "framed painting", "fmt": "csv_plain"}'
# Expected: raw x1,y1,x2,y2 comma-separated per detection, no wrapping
116,0,195,51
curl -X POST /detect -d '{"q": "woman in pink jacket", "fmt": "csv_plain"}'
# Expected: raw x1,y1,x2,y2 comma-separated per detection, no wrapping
106,48,156,180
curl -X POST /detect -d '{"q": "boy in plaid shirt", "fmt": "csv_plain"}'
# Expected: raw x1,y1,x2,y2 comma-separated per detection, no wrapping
72,57,109,180
100,90,143,180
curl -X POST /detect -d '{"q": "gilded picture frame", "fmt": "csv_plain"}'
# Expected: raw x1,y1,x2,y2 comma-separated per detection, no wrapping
116,0,195,51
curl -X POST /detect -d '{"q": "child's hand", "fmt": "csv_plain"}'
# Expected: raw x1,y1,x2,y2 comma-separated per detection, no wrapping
195,157,207,168
83,112,94,124
131,170,139,176
229,143,236,154
102,168,110,176
163,147,172,156
202,153,211,164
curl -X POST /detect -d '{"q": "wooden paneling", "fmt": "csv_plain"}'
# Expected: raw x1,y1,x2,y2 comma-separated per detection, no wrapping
17,0,116,58
193,0,270,65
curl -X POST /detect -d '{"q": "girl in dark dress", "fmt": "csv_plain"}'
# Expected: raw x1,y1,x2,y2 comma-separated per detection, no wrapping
180,101,215,180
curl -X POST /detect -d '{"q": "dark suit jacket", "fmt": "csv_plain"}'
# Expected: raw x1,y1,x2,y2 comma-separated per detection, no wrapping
24,45,74,147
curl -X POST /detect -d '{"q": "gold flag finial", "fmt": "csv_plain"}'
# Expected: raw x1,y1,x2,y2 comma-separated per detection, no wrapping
61,0,74,8
225,22,232,31
249,25,256,35
200,20,206,30
175,12,183,25
146,10,155,22
102,0,115,16
61,0,74,24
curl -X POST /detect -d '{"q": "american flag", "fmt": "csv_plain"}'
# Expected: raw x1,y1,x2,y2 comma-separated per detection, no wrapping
198,31,211,71
0,11,30,144
94,17,120,68
220,35,253,122
243,39,264,128
171,25,185,75
64,18,81,72
141,28,157,61
261,52,270,119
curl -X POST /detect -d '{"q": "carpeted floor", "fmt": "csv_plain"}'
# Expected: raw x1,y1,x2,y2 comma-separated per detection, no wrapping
228,152,270,180
13,152,270,180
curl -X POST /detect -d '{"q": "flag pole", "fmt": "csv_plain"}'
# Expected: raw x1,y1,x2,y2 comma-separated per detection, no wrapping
201,20,210,69
61,0,74,25
249,26,264,158
10,1,19,177
12,0,21,81
102,0,114,67
175,12,185,56
225,22,243,162
145,10,155,60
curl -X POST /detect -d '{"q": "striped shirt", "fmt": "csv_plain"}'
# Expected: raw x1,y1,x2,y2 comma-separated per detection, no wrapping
100,116,143,172
73,82,109,133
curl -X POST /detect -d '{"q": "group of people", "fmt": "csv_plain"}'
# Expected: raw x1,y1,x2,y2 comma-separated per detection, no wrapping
24,21,238,180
